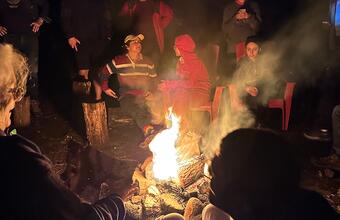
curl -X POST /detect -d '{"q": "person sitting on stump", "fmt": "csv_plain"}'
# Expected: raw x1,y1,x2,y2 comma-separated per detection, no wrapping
203,128,339,220
0,44,127,220
98,34,161,136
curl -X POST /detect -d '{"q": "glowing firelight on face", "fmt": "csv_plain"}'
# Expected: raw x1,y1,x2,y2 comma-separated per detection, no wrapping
148,108,180,181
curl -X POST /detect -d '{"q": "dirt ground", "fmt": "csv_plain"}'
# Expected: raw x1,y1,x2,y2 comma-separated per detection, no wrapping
18,101,340,216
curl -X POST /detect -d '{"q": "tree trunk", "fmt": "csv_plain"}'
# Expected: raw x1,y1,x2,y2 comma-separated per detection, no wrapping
13,96,31,127
82,101,109,148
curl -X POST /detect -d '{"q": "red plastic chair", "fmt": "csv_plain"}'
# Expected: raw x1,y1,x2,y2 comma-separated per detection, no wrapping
190,86,226,122
267,82,296,131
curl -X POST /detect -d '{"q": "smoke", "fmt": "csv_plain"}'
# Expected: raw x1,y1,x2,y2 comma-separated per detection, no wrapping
201,0,330,159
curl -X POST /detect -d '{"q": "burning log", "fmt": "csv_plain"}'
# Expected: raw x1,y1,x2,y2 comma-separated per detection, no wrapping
82,101,109,148
160,193,185,214
176,132,202,161
13,96,30,127
178,155,206,188
125,200,143,219
185,177,211,204
184,197,204,220
132,167,155,194
143,194,162,217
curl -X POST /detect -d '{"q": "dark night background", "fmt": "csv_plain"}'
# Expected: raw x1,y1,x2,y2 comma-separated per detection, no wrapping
4,0,340,213
35,0,340,132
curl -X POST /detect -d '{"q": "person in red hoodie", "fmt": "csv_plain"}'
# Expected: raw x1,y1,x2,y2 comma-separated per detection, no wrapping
159,34,211,127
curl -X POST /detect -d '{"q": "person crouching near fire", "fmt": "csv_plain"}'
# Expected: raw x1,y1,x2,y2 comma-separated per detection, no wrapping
158,34,211,130
202,128,339,220
0,44,128,219
98,34,162,136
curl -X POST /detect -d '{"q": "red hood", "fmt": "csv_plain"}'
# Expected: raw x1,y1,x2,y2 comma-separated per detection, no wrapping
175,34,196,55
174,34,210,89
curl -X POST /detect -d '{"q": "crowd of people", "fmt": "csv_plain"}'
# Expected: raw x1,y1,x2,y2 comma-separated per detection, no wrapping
1,0,340,219
0,0,268,133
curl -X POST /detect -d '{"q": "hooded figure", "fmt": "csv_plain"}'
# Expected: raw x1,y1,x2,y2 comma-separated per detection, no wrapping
204,128,339,220
159,34,211,124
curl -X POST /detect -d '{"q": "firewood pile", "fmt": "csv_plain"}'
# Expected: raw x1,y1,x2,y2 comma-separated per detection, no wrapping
125,154,211,219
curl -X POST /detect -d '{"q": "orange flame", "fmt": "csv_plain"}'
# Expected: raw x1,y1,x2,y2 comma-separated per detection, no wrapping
149,108,180,181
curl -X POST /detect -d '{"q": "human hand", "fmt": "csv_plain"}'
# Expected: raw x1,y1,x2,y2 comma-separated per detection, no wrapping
245,86,258,96
236,10,249,20
0,26,7,36
31,18,44,33
68,37,80,51
242,11,250,19
104,88,118,98
235,12,244,20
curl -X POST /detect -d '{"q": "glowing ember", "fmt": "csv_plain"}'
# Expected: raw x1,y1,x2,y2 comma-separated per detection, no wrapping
149,108,180,181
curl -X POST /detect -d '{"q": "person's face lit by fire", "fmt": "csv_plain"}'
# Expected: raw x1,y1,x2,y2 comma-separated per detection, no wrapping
246,42,260,62
4,97,15,129
127,39,142,54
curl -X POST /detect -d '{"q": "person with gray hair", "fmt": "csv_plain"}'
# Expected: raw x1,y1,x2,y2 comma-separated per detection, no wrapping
0,44,126,220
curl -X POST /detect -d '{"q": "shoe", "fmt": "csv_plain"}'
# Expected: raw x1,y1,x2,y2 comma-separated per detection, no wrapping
303,129,331,142
311,153,340,171
143,124,155,137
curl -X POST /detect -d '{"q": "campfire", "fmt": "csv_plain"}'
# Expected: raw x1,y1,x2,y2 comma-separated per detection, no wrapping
148,108,180,181
125,109,211,219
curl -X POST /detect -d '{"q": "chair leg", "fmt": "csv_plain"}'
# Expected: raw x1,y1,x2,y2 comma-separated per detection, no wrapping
285,104,292,131
281,109,286,131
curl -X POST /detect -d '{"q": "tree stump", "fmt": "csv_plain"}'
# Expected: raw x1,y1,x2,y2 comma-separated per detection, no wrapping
82,101,109,148
13,96,30,127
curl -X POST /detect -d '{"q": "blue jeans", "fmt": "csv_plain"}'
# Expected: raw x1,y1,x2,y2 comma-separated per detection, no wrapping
332,105,340,155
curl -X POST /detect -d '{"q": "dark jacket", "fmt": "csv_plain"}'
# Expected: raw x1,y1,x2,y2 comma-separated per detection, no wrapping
0,134,125,220
61,0,113,40
0,0,49,34
222,0,261,53
210,189,339,220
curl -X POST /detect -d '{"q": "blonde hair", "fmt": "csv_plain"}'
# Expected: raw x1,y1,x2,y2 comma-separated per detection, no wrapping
0,44,29,110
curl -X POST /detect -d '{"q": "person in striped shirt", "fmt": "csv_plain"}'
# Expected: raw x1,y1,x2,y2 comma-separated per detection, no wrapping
98,34,160,136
